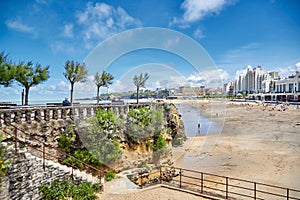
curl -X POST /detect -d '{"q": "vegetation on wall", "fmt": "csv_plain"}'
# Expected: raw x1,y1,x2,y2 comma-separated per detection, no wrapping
0,132,9,188
58,125,101,169
105,171,116,181
153,133,167,152
58,108,123,168
126,106,164,145
83,108,123,165
39,177,99,200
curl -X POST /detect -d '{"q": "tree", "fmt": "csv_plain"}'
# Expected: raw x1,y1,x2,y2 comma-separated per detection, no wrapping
0,52,15,87
94,71,114,104
133,73,150,104
14,61,50,105
63,60,88,105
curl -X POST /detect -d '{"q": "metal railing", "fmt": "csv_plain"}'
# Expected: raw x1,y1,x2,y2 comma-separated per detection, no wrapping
0,119,104,187
139,167,300,200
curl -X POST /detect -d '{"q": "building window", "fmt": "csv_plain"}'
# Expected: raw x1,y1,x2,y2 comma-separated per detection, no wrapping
289,83,293,92
280,85,282,92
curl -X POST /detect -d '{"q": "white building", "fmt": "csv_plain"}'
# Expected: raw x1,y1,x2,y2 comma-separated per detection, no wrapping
234,66,279,95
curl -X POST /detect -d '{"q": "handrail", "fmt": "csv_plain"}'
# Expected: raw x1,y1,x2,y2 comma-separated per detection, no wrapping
0,118,104,185
139,166,300,200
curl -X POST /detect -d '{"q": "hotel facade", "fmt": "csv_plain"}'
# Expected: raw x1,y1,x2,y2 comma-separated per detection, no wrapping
230,66,300,101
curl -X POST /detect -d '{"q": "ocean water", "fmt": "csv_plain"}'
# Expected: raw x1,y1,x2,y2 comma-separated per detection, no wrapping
176,103,222,136
4,98,151,105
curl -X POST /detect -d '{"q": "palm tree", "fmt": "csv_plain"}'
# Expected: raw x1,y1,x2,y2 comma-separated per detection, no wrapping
63,60,87,105
133,73,150,104
94,70,114,104
14,61,50,105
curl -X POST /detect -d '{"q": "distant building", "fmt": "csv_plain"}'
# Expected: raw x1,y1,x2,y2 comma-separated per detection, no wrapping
275,71,300,93
175,86,206,96
223,82,234,96
234,66,279,95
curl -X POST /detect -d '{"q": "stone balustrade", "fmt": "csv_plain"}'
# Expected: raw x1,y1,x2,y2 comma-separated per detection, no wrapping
0,103,163,126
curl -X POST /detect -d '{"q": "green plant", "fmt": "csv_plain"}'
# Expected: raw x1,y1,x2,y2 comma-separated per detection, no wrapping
141,163,151,171
39,177,99,200
58,125,76,153
64,149,101,169
153,133,167,152
146,140,152,148
172,137,183,146
105,171,116,181
0,132,9,188
126,107,164,145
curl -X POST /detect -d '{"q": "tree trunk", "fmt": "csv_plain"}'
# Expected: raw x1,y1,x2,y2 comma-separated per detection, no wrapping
70,82,74,105
25,87,29,105
136,86,139,104
97,86,100,104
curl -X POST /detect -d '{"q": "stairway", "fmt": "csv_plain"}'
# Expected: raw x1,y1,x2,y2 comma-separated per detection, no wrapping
23,151,100,184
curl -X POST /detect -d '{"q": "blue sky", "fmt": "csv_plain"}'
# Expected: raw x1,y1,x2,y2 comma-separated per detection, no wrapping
1,0,300,102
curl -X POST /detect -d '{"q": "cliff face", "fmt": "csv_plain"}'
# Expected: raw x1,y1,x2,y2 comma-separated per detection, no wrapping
97,103,186,171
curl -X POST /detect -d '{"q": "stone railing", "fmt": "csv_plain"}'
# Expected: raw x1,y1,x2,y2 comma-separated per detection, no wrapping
0,103,164,126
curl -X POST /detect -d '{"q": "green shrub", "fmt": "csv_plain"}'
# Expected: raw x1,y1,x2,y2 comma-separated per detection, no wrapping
39,177,99,200
58,125,76,153
0,133,9,188
153,133,167,152
105,171,116,181
141,163,151,171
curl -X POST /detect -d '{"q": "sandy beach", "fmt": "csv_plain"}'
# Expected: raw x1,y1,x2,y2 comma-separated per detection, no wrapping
98,99,300,199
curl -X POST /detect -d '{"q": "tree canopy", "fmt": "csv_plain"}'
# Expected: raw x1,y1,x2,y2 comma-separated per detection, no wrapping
0,52,15,87
94,70,114,104
14,61,50,105
63,60,88,104
133,73,150,104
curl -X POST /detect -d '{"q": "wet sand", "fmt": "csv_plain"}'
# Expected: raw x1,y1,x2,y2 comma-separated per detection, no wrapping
174,100,300,189
98,99,300,199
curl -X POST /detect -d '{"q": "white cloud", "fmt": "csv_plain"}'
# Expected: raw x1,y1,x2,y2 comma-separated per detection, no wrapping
50,41,75,53
234,67,248,79
275,62,300,78
76,2,141,49
6,20,36,35
163,37,180,48
295,62,300,69
193,28,205,39
186,69,229,88
172,0,235,27
63,24,74,38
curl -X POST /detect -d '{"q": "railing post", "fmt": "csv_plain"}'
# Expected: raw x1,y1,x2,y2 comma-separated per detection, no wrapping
226,177,229,199
287,188,289,200
200,172,203,193
43,144,45,171
179,168,182,188
254,182,257,200
14,128,18,155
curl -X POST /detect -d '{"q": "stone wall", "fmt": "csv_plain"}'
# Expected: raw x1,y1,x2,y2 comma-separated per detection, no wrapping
0,144,101,200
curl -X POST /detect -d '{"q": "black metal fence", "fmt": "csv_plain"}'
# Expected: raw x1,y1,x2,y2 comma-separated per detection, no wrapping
140,167,300,200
